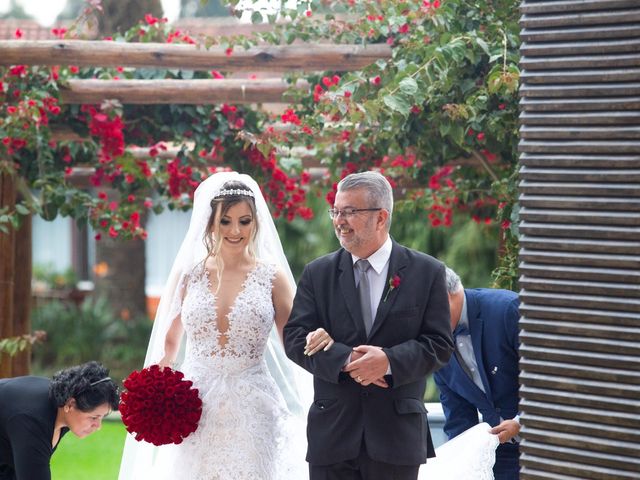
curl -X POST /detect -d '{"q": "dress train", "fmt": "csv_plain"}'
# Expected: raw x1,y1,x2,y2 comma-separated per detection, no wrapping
419,422,499,480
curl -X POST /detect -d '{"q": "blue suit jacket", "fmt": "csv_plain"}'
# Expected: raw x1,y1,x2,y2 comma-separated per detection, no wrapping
433,288,520,440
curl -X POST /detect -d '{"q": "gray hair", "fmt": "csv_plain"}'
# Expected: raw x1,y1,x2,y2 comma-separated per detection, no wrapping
337,171,393,229
445,267,463,294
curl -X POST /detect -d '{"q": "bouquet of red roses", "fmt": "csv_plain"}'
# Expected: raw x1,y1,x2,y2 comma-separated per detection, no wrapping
119,365,202,446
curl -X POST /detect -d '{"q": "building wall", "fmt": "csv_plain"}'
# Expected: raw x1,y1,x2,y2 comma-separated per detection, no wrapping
518,1,640,478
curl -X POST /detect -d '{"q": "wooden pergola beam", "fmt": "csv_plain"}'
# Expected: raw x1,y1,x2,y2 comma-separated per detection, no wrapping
0,41,391,72
60,78,308,104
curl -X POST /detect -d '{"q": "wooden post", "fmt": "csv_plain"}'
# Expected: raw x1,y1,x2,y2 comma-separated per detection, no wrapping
12,209,32,376
0,171,16,378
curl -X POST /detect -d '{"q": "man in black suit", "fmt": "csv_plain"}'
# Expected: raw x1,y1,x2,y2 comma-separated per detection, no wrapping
284,171,454,480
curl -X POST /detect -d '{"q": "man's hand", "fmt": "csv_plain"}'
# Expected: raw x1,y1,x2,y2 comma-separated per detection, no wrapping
490,419,520,443
343,345,389,388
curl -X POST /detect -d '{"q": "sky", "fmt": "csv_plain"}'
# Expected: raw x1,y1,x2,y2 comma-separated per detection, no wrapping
0,0,181,26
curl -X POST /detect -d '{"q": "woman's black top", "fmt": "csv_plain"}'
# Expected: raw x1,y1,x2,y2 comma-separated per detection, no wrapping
0,376,68,480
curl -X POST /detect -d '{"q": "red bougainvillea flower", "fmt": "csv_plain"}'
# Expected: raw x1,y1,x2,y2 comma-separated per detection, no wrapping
119,365,202,446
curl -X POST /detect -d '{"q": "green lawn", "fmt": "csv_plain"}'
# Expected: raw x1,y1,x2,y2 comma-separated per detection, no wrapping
51,419,126,480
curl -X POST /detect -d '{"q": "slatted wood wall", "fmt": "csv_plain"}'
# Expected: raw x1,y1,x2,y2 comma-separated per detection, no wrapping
518,0,640,478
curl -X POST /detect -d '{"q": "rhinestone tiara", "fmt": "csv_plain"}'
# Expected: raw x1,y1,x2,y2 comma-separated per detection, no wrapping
214,188,255,199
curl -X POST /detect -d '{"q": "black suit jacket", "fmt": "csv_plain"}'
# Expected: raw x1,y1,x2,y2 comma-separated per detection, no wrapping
0,376,67,480
284,240,454,466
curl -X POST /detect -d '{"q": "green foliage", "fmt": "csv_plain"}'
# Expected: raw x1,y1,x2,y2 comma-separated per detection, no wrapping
30,297,152,383
0,332,44,359
235,0,522,284
439,220,498,288
0,0,522,281
275,192,339,280
424,375,439,403
32,263,78,290
391,208,498,288
0,13,309,241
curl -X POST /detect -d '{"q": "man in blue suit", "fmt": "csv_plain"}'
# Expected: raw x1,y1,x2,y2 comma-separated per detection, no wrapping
433,267,521,479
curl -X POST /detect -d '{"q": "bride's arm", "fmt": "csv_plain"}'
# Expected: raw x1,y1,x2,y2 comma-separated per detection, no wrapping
158,314,184,368
157,273,189,368
273,268,333,353
272,268,294,345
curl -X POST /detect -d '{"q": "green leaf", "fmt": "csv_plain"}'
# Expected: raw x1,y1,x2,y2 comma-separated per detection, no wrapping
15,204,30,215
41,203,58,221
450,124,465,145
251,11,263,24
476,38,490,55
383,94,411,117
398,77,418,96
256,142,272,159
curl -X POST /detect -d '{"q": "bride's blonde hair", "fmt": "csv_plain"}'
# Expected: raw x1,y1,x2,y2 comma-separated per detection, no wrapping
203,180,259,290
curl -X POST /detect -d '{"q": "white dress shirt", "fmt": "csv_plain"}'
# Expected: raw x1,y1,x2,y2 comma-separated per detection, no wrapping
351,236,392,320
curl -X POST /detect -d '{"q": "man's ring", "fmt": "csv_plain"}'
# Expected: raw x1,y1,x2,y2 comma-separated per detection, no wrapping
356,376,362,383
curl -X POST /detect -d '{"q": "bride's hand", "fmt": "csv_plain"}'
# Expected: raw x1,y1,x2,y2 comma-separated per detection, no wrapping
304,328,334,356
157,357,174,370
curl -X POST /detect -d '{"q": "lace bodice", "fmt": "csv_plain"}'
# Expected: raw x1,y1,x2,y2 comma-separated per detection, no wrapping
180,262,276,369
148,261,308,480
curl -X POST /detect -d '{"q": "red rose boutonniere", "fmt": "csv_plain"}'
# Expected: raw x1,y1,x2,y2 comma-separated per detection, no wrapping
383,274,401,302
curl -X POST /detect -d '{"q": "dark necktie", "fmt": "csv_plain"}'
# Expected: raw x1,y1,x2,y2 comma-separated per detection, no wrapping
355,259,373,335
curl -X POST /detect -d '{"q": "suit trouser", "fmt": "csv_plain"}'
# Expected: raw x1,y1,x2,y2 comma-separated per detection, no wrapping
493,443,520,480
309,441,420,480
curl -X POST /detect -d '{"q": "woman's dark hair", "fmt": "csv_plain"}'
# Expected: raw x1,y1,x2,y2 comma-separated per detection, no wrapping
49,361,119,412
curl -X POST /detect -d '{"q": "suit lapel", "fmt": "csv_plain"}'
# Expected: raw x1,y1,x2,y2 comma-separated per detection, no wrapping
338,250,367,338
449,354,494,409
466,292,493,402
367,241,407,340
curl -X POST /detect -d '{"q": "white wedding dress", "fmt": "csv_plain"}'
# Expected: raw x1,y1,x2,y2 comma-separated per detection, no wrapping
150,262,307,480
419,422,499,480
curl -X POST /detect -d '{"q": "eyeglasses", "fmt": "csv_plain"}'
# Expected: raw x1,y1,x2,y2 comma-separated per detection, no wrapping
328,208,382,219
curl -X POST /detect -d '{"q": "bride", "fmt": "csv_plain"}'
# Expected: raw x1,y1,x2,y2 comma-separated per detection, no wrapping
118,172,311,479
118,170,499,479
